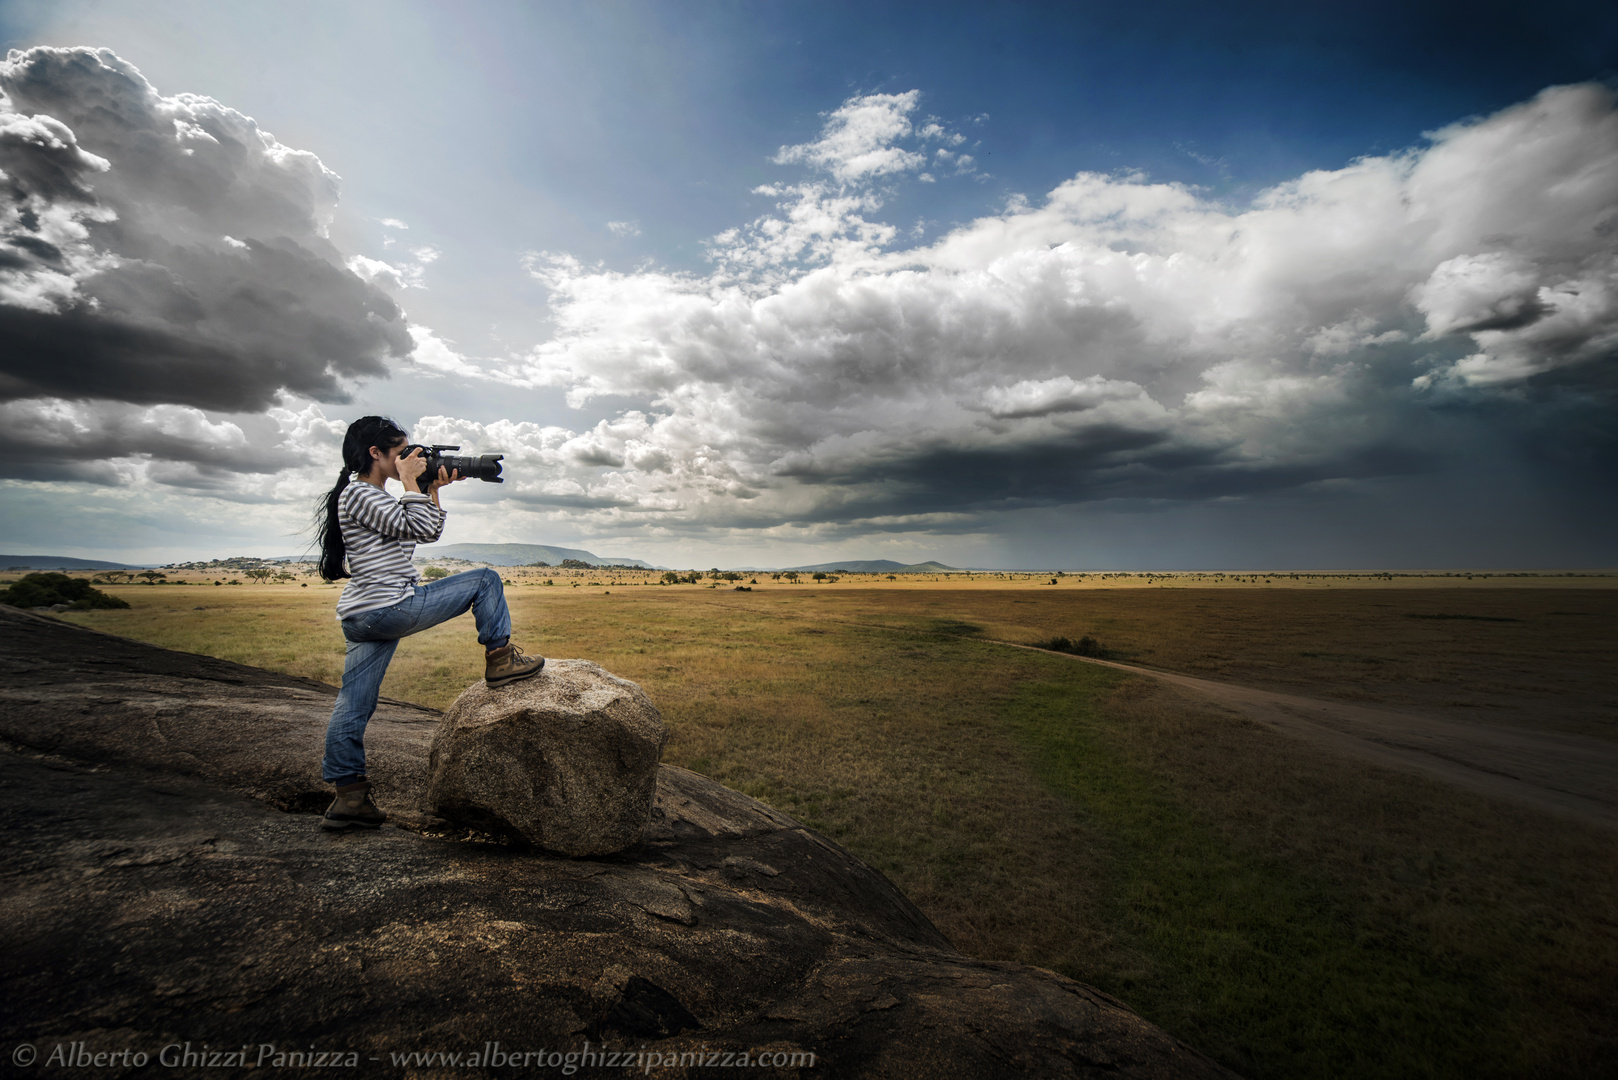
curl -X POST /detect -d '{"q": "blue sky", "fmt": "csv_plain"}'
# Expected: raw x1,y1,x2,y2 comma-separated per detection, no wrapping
1,0,1615,568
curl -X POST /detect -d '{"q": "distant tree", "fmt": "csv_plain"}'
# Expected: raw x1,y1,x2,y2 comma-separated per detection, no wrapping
784,571,799,583
661,571,681,584
137,570,167,584
245,568,273,584
812,571,827,582
422,566,449,580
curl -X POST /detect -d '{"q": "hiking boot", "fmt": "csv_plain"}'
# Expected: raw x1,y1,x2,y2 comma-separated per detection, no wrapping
322,779,387,830
485,642,545,687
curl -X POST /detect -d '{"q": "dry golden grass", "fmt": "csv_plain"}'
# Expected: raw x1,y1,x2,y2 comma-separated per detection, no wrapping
51,579,1618,1078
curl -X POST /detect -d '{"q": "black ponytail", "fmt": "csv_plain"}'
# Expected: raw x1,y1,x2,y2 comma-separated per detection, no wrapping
315,416,408,581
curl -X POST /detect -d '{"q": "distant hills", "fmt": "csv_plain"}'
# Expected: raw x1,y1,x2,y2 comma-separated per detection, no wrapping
421,543,658,569
0,554,142,571
1,549,962,575
778,559,962,574
414,548,960,573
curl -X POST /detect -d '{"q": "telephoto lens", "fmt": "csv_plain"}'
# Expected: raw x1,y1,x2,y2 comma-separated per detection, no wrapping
404,444,504,491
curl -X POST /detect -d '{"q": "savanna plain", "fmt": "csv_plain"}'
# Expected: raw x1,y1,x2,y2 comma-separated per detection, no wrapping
47,572,1618,1080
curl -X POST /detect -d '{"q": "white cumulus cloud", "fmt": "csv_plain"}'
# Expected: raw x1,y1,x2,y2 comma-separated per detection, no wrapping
461,82,1618,537
0,46,412,425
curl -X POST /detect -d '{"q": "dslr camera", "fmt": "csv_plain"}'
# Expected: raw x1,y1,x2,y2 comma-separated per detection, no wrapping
402,444,505,493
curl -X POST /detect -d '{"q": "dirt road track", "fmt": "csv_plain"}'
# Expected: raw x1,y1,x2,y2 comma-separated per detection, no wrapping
1010,644,1618,831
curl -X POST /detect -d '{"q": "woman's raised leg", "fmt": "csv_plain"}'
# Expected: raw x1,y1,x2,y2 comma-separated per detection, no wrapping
393,567,508,643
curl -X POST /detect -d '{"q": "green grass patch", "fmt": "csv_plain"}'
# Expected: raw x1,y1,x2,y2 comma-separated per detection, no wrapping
1003,673,1500,1080
1404,613,1521,622
1298,651,1396,664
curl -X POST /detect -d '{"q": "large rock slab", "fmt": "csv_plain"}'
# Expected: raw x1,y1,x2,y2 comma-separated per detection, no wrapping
0,605,1238,1078
427,660,668,855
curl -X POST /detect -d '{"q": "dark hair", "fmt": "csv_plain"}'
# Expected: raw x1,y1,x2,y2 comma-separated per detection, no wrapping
315,416,408,581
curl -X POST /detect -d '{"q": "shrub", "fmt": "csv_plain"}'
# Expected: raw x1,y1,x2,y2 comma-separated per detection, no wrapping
1037,634,1108,658
0,572,130,610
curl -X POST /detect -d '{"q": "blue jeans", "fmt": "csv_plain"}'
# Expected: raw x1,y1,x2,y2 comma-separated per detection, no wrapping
322,568,512,786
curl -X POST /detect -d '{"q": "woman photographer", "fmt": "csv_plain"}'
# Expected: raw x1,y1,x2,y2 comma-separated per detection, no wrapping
314,415,543,830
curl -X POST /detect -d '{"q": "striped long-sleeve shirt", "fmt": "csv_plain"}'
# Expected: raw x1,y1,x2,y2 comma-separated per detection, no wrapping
333,482,447,619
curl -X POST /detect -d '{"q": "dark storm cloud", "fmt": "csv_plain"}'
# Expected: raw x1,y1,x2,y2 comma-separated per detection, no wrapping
764,420,1438,529
0,238,405,408
0,47,411,446
0,397,292,484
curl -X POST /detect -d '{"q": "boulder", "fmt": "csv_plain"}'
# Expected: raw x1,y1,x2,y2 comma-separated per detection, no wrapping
426,660,668,855
0,605,1239,1079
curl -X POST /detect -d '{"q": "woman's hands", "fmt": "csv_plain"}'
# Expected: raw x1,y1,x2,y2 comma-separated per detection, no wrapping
428,462,462,492
394,447,427,492
395,447,462,505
